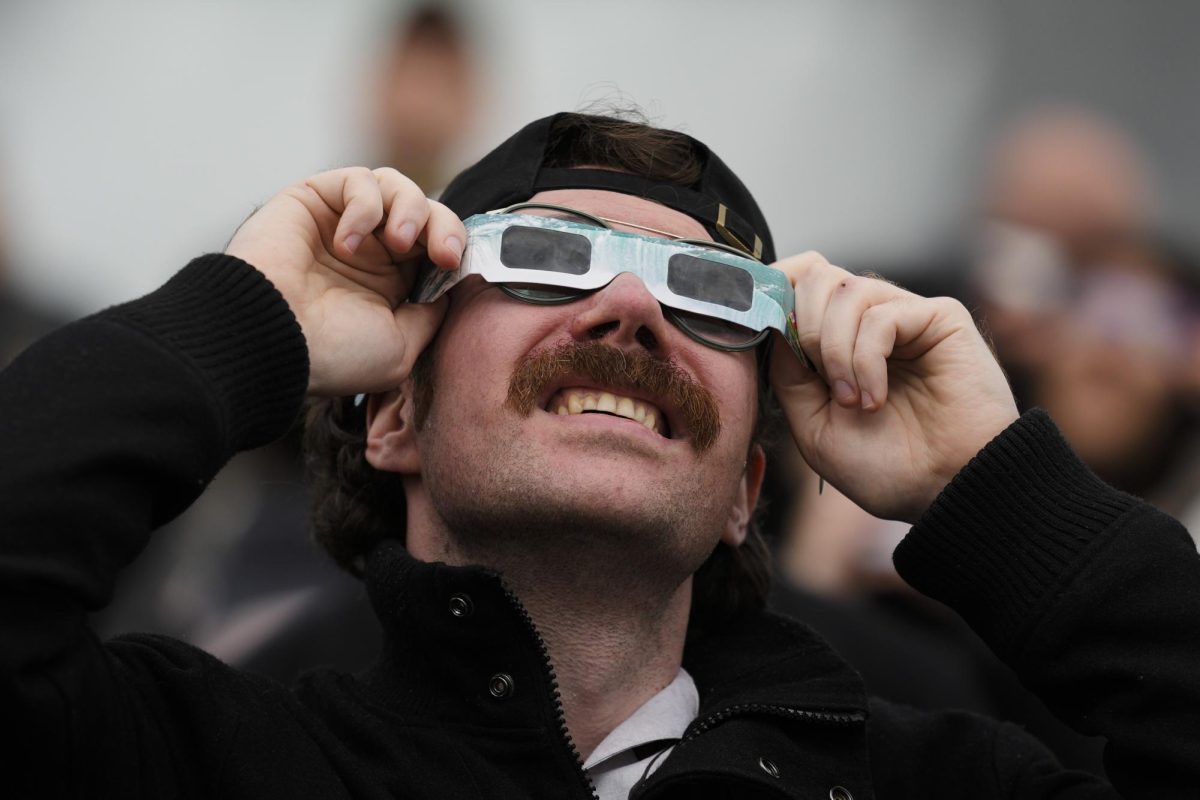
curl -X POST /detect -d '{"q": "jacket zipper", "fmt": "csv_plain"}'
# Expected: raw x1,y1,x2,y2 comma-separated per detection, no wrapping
682,703,866,741
628,704,866,799
501,584,601,800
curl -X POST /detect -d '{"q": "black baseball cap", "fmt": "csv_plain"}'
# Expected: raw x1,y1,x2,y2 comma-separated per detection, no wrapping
438,112,776,263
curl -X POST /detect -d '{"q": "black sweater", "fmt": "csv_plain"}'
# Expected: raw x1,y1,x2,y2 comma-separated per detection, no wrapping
2,255,1198,799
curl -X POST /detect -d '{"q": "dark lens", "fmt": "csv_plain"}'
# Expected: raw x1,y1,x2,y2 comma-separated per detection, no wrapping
500,225,591,275
670,308,765,349
500,284,587,305
666,253,754,311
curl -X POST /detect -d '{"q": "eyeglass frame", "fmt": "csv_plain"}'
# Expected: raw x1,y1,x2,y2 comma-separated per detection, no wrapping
491,202,772,354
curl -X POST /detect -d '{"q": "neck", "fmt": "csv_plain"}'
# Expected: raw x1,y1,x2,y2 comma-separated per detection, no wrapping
511,564,692,759
404,483,693,760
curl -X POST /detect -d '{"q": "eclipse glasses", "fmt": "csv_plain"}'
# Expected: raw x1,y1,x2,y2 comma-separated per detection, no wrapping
413,204,806,363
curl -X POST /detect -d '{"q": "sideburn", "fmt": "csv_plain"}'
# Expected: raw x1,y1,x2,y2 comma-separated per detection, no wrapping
412,345,437,431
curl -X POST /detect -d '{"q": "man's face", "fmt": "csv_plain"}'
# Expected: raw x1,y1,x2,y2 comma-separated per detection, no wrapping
376,189,763,580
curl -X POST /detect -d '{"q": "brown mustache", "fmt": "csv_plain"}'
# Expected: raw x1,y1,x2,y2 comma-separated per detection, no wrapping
506,341,721,451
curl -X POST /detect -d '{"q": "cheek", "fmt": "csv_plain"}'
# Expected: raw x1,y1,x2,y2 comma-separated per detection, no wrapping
717,351,760,408
702,354,760,447
430,294,567,406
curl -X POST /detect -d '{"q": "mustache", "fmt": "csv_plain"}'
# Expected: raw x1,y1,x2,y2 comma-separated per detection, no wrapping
506,341,721,451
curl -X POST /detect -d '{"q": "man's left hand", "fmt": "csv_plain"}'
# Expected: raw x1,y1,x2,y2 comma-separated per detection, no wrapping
770,252,1019,524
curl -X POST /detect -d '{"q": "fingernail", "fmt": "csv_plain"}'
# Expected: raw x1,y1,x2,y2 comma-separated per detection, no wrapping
834,380,855,404
398,222,416,247
344,233,363,254
861,390,875,410
445,236,464,257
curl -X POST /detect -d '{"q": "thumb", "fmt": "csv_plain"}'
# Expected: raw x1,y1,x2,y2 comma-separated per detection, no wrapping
392,296,448,379
769,333,830,424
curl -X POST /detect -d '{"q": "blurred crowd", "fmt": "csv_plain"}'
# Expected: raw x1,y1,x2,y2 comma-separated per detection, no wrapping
768,106,1200,774
2,2,1197,783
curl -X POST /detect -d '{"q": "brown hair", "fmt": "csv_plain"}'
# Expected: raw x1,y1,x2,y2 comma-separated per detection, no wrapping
304,111,778,629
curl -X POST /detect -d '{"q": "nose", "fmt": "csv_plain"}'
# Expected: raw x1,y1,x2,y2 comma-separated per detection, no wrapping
569,273,673,355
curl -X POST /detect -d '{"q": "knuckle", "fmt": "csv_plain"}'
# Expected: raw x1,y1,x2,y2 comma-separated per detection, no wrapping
424,198,454,223
427,198,458,218
820,338,850,367
371,166,401,181
933,295,969,319
860,303,886,326
852,347,876,372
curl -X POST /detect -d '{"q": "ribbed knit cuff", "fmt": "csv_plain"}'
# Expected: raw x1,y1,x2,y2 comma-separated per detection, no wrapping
894,409,1140,658
99,254,308,452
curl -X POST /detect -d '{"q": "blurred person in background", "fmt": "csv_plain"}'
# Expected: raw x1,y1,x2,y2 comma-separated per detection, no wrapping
976,109,1200,538
976,108,1156,381
767,107,1194,775
96,2,482,683
368,2,479,192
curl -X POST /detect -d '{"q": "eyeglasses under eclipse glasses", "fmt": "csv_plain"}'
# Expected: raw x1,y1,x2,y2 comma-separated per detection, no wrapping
412,203,806,363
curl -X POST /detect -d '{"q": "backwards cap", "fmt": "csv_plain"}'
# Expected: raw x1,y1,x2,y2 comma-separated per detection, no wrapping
438,112,775,263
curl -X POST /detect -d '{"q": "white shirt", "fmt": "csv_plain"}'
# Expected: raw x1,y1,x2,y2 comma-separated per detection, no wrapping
583,668,699,800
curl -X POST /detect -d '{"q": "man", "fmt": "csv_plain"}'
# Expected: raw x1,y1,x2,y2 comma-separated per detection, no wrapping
2,112,1197,798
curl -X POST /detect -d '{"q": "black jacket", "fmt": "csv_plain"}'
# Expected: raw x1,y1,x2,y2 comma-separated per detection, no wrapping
2,255,1198,799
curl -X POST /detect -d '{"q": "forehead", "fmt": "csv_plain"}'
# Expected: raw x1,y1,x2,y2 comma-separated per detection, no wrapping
522,188,712,241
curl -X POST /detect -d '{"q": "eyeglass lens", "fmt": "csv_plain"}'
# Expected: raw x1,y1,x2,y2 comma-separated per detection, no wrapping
497,224,756,313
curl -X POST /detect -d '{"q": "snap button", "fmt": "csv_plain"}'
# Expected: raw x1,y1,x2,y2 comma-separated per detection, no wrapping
757,756,780,779
448,593,474,618
488,673,514,698
829,787,853,800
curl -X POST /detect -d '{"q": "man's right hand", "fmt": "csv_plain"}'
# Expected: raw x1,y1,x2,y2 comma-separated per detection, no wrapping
226,167,465,396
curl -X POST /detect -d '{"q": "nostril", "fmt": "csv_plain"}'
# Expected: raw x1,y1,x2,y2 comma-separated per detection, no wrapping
635,327,659,351
588,321,619,340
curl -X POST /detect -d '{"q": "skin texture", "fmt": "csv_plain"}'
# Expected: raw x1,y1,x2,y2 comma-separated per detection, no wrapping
226,167,1018,758
770,253,1019,523
367,188,765,756
227,167,466,396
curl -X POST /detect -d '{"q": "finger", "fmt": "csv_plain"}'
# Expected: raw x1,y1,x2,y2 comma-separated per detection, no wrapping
852,296,960,410
373,167,431,256
771,251,853,378
768,328,831,430
391,296,448,380
820,275,909,408
416,199,467,269
303,168,385,258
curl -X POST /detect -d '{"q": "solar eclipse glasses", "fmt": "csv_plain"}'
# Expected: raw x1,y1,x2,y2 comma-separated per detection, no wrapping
413,204,806,362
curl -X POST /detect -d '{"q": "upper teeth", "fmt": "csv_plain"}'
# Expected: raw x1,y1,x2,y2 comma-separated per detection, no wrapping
548,388,663,435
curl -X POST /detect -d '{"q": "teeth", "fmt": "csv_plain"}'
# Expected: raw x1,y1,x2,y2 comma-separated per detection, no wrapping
546,388,666,436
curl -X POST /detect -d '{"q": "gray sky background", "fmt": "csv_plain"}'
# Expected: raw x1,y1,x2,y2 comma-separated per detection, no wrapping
0,0,1195,313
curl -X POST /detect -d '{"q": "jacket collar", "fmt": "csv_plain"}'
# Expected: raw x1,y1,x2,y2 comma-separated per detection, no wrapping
360,540,868,726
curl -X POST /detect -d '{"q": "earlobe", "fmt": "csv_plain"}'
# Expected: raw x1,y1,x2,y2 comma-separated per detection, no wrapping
365,382,421,474
721,445,767,547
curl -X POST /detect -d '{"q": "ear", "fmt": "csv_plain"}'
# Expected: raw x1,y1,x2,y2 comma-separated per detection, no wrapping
364,381,421,475
721,444,767,547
